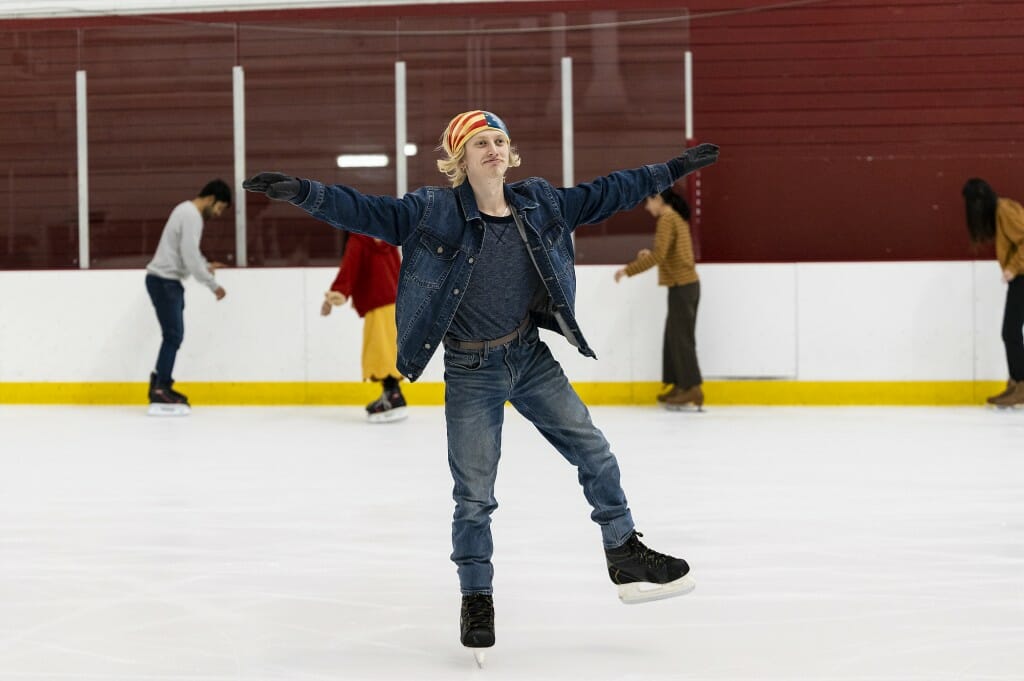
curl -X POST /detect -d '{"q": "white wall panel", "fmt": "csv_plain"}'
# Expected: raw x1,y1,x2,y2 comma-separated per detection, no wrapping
697,263,797,378
0,270,154,381
175,268,308,381
796,262,976,381
0,261,1011,385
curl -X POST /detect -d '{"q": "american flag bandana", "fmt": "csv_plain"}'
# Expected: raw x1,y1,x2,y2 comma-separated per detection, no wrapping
442,110,511,156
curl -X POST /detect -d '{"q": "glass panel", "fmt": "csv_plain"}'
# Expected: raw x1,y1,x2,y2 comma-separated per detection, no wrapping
240,19,400,267
242,8,689,266
0,29,80,269
81,23,236,269
0,8,688,270
569,10,691,264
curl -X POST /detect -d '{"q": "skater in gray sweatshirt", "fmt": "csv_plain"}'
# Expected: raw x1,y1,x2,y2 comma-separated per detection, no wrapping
144,179,231,412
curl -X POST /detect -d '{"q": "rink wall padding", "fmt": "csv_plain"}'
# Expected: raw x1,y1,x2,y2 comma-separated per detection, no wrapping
0,263,1012,405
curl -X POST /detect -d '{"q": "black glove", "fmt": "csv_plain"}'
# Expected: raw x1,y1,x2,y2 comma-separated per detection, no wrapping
243,172,301,201
667,143,720,180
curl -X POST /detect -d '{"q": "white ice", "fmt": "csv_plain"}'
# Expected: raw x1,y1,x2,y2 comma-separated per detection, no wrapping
1,405,1022,680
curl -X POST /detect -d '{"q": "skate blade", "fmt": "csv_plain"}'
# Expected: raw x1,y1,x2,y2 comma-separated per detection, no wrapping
617,573,696,604
472,650,486,668
663,403,704,413
147,403,191,417
367,406,409,423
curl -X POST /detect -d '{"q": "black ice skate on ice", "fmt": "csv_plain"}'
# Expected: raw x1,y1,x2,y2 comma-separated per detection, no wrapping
365,389,408,424
605,531,695,604
147,372,190,417
460,593,494,668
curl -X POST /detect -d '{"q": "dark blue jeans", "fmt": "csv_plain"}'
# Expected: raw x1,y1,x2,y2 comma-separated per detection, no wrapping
443,324,635,595
145,274,185,386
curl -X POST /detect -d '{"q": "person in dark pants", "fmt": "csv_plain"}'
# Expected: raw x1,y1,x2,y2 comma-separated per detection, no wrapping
615,187,703,409
963,178,1024,407
144,179,231,412
243,110,718,665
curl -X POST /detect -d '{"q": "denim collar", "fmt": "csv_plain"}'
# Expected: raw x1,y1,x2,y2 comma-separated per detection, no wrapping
455,181,538,226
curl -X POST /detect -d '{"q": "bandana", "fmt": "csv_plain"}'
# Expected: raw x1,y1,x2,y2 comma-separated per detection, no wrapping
442,110,511,157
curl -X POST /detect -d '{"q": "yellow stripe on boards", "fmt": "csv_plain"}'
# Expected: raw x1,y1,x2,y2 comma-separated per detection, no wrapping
0,381,1006,406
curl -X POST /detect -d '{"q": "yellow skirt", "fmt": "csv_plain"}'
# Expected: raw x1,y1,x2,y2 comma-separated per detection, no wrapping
362,304,400,382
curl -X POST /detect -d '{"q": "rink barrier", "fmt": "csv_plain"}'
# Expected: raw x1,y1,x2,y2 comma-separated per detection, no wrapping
0,381,1006,406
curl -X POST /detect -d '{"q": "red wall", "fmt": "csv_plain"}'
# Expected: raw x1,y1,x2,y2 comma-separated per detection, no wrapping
1,0,1021,268
686,0,1023,263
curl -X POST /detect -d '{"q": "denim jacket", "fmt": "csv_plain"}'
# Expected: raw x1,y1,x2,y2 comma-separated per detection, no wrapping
292,161,676,381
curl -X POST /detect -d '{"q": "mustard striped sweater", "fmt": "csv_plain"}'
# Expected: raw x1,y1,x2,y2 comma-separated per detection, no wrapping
996,198,1024,275
623,208,698,286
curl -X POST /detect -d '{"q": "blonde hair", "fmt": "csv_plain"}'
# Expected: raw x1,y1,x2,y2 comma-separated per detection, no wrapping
436,143,522,187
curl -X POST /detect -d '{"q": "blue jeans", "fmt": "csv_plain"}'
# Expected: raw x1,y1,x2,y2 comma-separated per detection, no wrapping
145,274,185,385
443,323,635,595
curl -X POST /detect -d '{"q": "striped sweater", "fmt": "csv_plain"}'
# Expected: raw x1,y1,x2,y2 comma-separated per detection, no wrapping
996,198,1024,275
623,208,698,286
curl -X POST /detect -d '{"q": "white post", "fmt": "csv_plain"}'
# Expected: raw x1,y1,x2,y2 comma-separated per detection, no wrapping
232,65,247,267
76,70,89,269
561,56,574,188
395,61,408,197
684,50,694,140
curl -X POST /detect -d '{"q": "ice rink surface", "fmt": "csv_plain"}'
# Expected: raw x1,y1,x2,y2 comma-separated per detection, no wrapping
1,404,1022,681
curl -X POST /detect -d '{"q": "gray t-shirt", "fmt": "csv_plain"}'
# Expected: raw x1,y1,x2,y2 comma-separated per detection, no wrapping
446,213,543,343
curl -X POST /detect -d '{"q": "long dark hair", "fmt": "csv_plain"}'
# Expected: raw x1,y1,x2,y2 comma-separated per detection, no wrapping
656,187,691,221
962,178,997,244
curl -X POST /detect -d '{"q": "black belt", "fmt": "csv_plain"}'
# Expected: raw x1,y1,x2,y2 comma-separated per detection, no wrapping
444,317,531,351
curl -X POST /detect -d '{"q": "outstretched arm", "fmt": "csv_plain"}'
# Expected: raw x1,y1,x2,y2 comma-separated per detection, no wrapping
559,144,718,229
243,172,426,246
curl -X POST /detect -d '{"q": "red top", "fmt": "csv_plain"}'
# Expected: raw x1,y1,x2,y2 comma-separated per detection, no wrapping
329,233,401,318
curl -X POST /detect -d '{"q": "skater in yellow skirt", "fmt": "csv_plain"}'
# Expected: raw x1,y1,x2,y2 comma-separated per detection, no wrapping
321,232,407,422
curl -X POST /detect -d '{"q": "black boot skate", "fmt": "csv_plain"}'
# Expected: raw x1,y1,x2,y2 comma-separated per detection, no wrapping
460,593,494,667
605,531,695,604
166,380,190,406
148,372,190,417
365,388,408,423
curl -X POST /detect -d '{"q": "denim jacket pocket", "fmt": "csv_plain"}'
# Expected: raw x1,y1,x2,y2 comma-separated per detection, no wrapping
407,230,459,289
540,219,573,277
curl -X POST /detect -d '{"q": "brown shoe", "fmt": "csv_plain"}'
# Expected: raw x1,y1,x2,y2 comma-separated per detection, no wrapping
991,380,1024,408
656,386,678,403
987,379,1017,404
664,384,704,408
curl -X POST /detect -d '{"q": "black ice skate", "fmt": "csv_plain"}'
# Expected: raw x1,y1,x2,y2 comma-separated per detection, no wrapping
605,531,695,604
460,593,494,668
148,372,190,417
365,389,408,424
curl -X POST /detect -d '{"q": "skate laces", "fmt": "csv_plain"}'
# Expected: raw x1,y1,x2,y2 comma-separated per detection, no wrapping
462,594,493,628
628,532,669,568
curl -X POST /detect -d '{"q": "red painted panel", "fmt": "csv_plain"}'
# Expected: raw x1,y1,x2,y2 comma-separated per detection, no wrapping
1,0,1023,268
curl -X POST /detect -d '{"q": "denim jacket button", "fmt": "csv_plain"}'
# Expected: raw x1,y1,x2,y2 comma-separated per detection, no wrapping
468,257,474,264
436,246,443,254
424,343,431,349
453,289,460,295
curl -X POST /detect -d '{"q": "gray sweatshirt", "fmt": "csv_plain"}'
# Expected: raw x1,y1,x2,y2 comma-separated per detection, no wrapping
145,200,219,292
